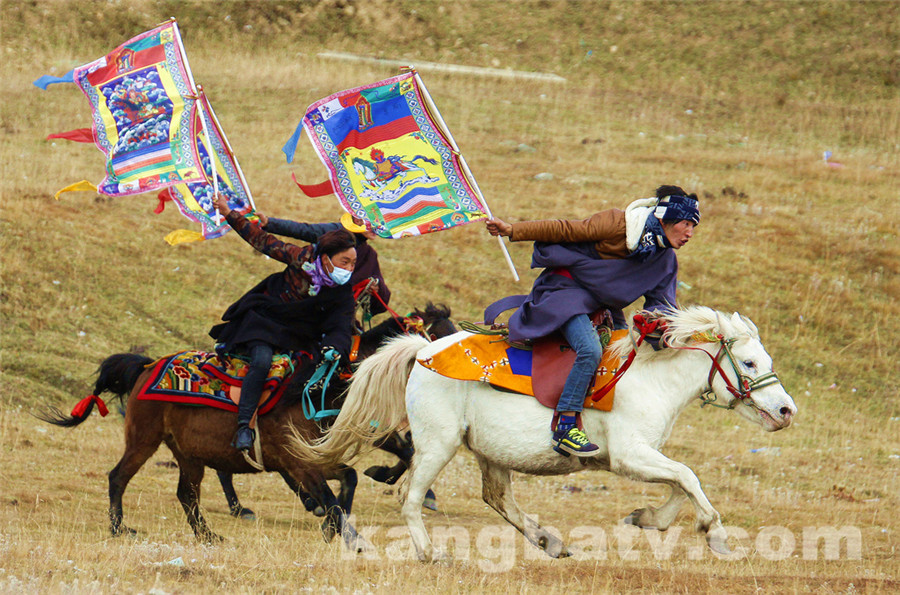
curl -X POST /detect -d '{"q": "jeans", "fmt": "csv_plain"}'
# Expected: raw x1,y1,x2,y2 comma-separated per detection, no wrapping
237,342,274,426
556,314,603,413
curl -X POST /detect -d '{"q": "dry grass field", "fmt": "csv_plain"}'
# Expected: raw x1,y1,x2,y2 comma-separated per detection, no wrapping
1,1,898,593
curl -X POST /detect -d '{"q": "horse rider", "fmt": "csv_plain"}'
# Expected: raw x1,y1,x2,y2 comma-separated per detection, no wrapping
256,211,392,327
210,193,358,452
485,185,700,457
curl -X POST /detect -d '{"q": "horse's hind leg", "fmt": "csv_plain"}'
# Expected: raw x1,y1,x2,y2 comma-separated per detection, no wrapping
108,406,164,536
173,458,221,543
216,470,256,520
401,429,460,562
623,485,688,531
476,456,569,559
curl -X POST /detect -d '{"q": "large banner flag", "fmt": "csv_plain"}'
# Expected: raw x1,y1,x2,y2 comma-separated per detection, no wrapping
35,19,255,243
283,71,491,240
71,20,205,196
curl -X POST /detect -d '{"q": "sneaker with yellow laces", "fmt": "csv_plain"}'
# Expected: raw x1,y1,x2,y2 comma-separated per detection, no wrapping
551,415,601,458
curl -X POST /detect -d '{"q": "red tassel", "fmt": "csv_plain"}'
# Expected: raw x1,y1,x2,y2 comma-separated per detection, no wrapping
291,172,334,197
70,394,109,418
154,189,172,214
47,128,94,143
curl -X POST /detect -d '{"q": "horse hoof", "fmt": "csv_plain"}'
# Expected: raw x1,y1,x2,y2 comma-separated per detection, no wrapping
364,465,390,483
313,506,326,517
238,509,256,521
321,519,338,543
111,525,137,537
707,533,733,556
423,496,438,511
364,465,402,485
200,532,224,544
622,508,656,529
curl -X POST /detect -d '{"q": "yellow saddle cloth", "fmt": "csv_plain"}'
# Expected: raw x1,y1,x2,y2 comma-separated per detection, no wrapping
417,330,627,411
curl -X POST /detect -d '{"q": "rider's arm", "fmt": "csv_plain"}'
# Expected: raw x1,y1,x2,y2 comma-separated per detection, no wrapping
319,286,356,360
509,209,624,243
263,218,342,243
224,211,306,265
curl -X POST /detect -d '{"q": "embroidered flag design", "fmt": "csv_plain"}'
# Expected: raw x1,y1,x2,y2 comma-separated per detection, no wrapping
284,71,489,239
72,20,204,196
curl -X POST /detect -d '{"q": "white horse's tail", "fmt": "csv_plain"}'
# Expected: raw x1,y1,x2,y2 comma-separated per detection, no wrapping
287,334,429,467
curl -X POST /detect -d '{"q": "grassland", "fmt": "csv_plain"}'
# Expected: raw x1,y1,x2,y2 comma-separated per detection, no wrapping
1,1,898,592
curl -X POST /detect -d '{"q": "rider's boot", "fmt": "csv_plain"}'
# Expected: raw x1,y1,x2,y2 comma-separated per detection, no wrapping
232,368,265,452
551,413,601,458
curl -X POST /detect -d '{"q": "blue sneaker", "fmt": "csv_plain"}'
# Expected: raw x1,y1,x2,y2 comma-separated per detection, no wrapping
552,426,601,458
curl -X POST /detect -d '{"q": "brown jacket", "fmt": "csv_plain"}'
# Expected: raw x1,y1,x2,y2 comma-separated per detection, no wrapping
509,209,629,259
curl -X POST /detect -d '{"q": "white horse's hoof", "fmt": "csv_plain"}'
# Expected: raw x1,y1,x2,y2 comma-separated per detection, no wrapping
622,508,658,530
707,533,732,556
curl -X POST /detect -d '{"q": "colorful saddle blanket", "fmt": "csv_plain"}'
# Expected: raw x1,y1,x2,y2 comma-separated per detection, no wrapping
135,350,300,414
417,330,628,411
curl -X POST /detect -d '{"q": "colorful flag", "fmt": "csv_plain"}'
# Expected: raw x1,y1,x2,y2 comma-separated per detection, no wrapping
71,20,205,196
284,71,489,239
159,92,256,245
37,19,256,243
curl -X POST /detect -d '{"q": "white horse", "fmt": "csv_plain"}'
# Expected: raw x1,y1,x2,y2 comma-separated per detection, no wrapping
289,306,797,561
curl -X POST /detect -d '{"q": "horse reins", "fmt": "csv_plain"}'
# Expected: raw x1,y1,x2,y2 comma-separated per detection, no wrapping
354,277,437,341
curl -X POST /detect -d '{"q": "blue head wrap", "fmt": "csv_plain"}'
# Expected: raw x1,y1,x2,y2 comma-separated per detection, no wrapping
655,195,700,224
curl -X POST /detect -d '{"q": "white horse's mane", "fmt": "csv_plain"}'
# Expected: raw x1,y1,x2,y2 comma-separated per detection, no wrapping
609,306,760,361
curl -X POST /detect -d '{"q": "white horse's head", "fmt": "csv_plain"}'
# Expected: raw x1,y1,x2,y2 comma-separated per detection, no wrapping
352,159,376,181
661,307,797,432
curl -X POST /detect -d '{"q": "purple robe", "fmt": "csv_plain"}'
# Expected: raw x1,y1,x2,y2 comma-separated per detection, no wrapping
507,242,678,342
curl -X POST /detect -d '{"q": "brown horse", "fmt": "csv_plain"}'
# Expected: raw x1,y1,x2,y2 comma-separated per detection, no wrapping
37,351,370,551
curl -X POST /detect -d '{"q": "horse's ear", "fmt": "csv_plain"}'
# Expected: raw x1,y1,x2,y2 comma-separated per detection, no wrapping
735,312,759,337
715,311,729,336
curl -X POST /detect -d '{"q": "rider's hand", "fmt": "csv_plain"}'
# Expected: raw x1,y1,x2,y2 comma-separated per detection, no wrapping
321,347,340,362
213,193,231,216
366,279,379,295
257,211,269,227
485,218,512,237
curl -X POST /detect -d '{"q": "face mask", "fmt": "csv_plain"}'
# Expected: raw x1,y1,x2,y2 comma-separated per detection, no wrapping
328,266,352,285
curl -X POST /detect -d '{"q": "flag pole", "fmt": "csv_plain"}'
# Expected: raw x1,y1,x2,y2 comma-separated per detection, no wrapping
196,86,220,225
196,89,256,211
171,20,222,226
411,70,519,282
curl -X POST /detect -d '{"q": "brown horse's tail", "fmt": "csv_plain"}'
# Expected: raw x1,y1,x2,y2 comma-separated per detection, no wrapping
287,334,429,467
34,353,154,428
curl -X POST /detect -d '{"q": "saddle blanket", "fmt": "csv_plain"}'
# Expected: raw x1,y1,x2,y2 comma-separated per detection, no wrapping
417,330,628,412
135,350,298,413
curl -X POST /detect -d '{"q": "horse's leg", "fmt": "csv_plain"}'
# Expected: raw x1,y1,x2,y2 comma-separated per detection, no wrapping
108,404,164,536
333,465,358,516
623,485,689,531
216,470,256,520
364,431,410,484
400,430,460,562
475,456,570,558
282,465,370,554
611,444,730,555
277,471,326,517
365,431,438,510
173,457,221,543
